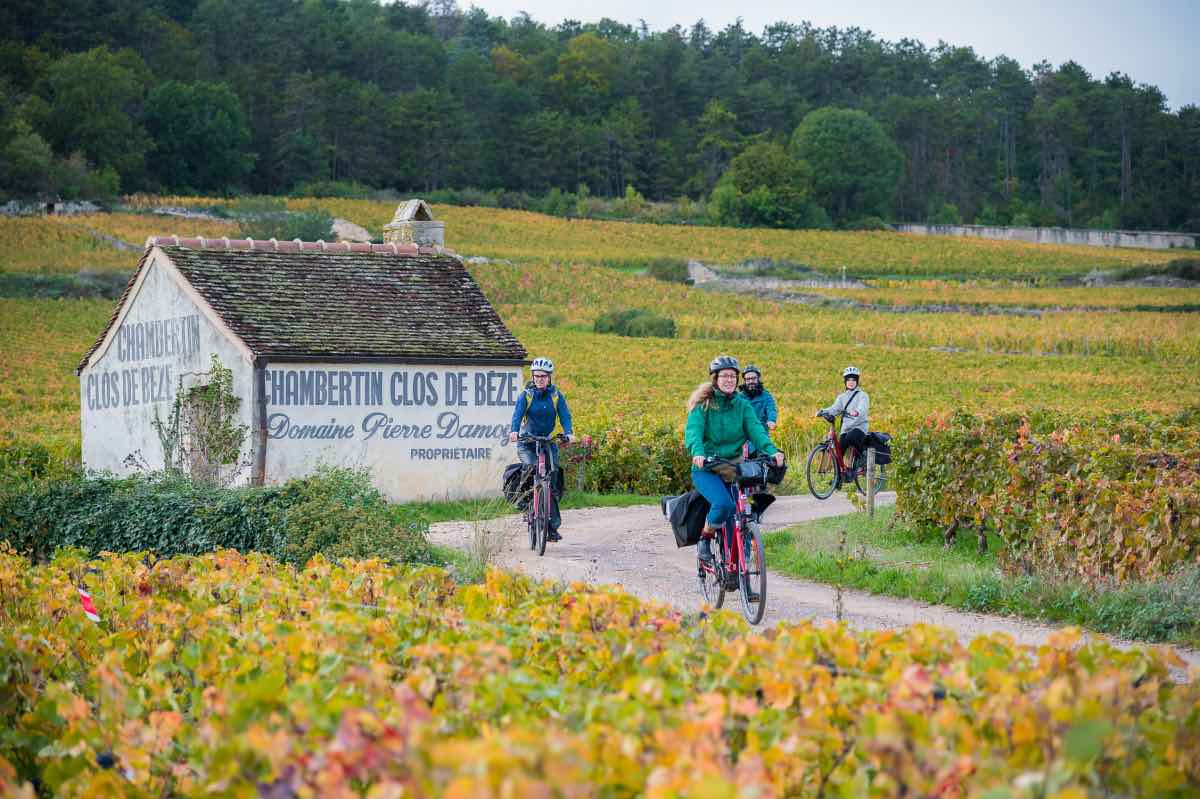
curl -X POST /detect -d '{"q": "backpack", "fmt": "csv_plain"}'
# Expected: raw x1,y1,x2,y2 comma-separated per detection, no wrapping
520,387,564,430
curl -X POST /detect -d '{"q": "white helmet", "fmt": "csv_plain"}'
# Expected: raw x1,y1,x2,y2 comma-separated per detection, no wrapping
530,357,555,374
842,365,861,380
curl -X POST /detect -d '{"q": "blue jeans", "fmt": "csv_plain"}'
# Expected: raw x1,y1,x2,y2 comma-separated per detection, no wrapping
691,469,736,529
518,441,562,533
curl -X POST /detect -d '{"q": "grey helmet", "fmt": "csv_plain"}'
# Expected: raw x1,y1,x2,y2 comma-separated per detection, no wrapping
709,355,739,375
742,363,762,378
530,356,555,374
842,365,861,381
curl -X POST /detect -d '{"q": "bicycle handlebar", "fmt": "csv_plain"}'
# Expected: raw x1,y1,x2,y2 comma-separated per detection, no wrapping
514,433,569,445
701,453,783,468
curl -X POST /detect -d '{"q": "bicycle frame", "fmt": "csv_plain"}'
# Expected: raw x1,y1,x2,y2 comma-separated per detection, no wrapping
819,417,851,470
717,482,750,578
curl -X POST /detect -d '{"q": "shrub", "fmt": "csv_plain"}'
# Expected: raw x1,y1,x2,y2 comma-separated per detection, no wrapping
593,308,676,338
232,196,333,241
929,202,962,225
894,408,1200,584
581,420,690,495
0,439,76,483
842,215,890,231
0,466,432,566
645,258,690,283
290,179,374,199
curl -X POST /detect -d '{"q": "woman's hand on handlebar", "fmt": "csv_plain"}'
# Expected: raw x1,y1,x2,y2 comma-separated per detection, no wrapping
774,452,785,467
508,431,518,444
692,455,706,468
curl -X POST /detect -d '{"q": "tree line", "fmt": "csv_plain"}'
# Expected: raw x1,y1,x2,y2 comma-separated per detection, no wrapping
0,0,1197,231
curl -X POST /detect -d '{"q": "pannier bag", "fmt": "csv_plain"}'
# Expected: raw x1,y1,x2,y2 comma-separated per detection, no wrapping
502,463,565,510
865,431,892,465
661,490,711,548
502,463,533,508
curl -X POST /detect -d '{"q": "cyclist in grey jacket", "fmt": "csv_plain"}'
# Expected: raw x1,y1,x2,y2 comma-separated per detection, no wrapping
817,366,870,471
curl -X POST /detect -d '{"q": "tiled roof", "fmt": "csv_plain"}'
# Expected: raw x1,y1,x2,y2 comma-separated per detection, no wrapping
78,237,526,371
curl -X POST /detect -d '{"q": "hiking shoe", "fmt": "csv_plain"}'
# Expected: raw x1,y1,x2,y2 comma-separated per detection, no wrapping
548,530,562,542
698,539,714,563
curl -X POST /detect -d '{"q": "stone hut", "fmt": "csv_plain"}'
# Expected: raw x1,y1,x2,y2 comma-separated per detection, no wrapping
383,199,445,248
77,223,527,501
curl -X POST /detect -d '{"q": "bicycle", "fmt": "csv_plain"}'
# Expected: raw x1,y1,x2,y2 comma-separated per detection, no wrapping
695,455,779,625
515,433,567,556
806,412,887,499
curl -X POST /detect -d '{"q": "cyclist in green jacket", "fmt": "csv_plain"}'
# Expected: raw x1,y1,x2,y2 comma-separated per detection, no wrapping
685,355,784,564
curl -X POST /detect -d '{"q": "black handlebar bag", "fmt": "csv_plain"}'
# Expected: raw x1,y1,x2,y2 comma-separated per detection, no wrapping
661,490,710,548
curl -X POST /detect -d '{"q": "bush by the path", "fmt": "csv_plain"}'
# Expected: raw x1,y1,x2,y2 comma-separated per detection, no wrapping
893,408,1200,583
0,466,431,566
593,307,677,338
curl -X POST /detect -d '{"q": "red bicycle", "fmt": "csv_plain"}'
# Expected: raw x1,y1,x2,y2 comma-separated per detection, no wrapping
695,455,778,625
806,412,887,499
516,433,566,556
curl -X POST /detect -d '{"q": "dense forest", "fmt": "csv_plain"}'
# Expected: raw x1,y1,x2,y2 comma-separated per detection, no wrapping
0,0,1197,230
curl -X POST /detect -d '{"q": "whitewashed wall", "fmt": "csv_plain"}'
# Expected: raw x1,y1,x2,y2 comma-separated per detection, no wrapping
262,363,522,501
79,251,255,478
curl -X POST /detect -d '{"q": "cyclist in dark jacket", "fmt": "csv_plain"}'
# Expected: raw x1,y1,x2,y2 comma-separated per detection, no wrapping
508,357,574,540
686,355,784,564
737,363,777,455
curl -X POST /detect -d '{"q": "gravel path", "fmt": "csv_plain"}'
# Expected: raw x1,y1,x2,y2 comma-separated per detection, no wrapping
429,494,1199,678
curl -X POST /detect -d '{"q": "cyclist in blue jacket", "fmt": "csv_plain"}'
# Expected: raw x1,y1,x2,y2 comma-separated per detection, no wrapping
738,363,778,455
508,357,574,540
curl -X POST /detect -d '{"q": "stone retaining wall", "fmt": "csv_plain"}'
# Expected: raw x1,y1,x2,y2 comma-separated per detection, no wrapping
894,223,1196,250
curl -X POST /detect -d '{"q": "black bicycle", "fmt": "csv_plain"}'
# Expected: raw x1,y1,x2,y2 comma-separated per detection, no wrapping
516,433,566,556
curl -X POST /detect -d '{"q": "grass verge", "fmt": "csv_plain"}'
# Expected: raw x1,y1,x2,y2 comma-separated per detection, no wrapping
764,506,1200,647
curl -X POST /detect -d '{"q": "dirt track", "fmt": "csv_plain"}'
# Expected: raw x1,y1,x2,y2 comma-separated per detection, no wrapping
429,493,1199,678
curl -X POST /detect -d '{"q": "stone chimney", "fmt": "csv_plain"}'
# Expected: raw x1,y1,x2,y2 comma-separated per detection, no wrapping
383,199,445,248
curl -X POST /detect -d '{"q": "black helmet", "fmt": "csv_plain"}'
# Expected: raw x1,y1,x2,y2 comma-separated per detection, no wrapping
709,355,739,375
742,363,762,378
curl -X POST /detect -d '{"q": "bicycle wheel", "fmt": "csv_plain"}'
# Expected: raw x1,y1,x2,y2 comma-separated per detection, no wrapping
527,490,537,550
806,443,838,499
534,480,550,556
697,543,725,608
853,459,887,496
738,521,767,625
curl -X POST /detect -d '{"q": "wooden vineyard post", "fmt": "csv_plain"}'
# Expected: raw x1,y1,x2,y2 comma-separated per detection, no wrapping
866,448,876,518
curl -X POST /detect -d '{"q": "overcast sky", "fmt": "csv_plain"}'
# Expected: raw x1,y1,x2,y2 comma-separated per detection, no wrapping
464,0,1199,110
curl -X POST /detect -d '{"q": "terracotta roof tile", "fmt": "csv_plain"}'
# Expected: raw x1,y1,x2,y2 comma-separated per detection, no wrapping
78,239,525,371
